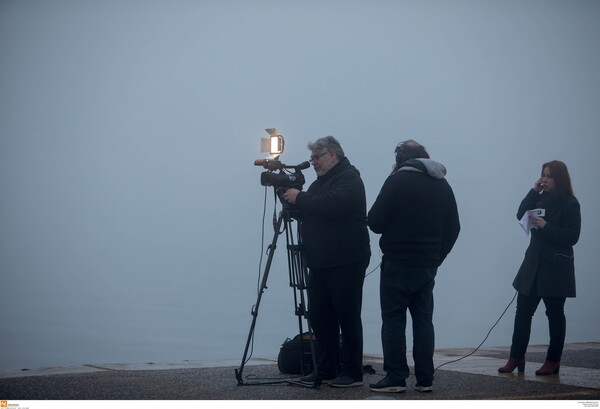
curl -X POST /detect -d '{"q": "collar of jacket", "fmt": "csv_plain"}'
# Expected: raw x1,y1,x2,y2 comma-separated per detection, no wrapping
397,158,446,179
317,157,353,181
397,158,427,173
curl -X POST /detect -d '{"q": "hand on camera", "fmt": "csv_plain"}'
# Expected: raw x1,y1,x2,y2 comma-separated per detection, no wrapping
283,189,300,204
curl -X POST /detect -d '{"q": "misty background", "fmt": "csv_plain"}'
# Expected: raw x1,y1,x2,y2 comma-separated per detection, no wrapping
1,0,599,370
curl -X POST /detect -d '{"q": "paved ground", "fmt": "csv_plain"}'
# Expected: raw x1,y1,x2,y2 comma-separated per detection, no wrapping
1,342,599,400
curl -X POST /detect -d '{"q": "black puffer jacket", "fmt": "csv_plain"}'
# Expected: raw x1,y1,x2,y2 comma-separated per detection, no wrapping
295,158,371,269
368,159,460,267
513,189,581,297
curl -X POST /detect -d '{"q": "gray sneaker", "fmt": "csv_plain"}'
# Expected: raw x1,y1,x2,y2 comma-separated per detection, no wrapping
369,375,406,393
329,375,363,388
298,372,334,385
415,382,433,392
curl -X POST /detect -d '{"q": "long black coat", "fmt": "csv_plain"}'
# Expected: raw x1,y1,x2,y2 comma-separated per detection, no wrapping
513,189,581,297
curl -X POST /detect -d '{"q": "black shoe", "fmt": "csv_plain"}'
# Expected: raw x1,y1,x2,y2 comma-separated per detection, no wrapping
415,381,433,392
298,372,334,385
329,375,363,388
369,375,406,393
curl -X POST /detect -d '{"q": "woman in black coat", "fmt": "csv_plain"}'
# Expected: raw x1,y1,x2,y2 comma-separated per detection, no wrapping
498,160,581,376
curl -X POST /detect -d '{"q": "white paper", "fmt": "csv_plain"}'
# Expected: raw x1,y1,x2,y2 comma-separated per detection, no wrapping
519,208,546,235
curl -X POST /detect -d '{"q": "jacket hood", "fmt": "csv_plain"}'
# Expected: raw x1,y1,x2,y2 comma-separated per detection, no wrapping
397,158,447,179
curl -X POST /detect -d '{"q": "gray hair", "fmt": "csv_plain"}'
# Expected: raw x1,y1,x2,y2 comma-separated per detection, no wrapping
308,135,345,160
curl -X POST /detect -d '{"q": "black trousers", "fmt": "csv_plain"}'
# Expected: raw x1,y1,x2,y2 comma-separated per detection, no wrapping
307,259,368,380
380,259,437,384
509,292,567,362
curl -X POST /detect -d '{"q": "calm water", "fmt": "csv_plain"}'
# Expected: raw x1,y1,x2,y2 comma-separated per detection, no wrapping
1,258,596,371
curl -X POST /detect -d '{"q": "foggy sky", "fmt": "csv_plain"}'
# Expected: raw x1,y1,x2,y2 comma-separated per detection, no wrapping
1,0,599,369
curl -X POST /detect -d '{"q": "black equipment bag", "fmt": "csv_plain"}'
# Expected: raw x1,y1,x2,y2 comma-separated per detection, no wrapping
277,332,317,375
277,332,376,376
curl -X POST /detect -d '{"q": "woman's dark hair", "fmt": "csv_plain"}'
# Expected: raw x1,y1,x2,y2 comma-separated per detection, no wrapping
543,160,575,199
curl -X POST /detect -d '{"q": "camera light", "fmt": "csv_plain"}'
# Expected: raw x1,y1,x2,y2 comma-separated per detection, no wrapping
261,128,285,157
270,135,283,155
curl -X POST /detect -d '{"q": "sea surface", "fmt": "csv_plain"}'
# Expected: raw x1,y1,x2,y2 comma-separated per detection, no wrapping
1,261,595,372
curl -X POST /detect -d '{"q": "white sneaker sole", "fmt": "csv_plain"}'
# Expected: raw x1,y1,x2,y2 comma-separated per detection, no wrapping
369,386,407,393
299,378,331,385
330,381,363,388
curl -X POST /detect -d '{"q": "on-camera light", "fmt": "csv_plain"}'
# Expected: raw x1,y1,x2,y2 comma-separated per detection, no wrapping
270,134,283,155
261,128,285,157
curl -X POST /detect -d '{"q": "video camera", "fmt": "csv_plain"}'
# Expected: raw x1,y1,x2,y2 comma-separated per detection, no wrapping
255,159,308,189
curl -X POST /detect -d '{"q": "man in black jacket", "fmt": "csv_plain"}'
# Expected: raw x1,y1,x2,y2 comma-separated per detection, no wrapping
283,136,370,388
367,140,460,393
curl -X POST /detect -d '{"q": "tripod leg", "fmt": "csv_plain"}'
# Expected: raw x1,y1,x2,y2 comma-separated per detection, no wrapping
235,212,284,385
285,217,319,381
235,208,318,388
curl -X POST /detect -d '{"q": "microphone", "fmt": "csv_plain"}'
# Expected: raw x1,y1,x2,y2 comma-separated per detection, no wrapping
296,161,310,170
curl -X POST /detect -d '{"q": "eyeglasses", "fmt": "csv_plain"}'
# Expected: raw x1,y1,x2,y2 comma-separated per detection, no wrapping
309,151,331,162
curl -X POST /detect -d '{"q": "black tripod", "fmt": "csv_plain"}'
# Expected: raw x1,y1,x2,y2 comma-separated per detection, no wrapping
234,193,318,386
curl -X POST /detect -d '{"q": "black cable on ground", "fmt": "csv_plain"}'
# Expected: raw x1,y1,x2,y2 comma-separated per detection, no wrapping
434,291,518,372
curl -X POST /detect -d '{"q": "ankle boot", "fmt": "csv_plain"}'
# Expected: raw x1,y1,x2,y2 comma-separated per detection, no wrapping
498,357,525,373
535,360,560,375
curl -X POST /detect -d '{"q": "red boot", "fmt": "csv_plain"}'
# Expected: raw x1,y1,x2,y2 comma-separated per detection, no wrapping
535,360,560,375
498,357,525,373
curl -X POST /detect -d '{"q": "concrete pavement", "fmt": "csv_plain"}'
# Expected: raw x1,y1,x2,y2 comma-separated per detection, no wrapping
1,342,599,400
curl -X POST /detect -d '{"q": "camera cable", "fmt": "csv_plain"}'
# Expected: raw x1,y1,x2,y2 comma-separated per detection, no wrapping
238,187,296,385
239,187,269,374
433,290,518,372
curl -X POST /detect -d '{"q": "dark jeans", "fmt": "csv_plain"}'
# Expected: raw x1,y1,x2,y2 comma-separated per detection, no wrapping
308,259,368,380
380,258,437,384
509,292,567,362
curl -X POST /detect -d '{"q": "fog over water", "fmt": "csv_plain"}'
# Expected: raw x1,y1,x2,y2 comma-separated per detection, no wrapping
1,0,599,370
